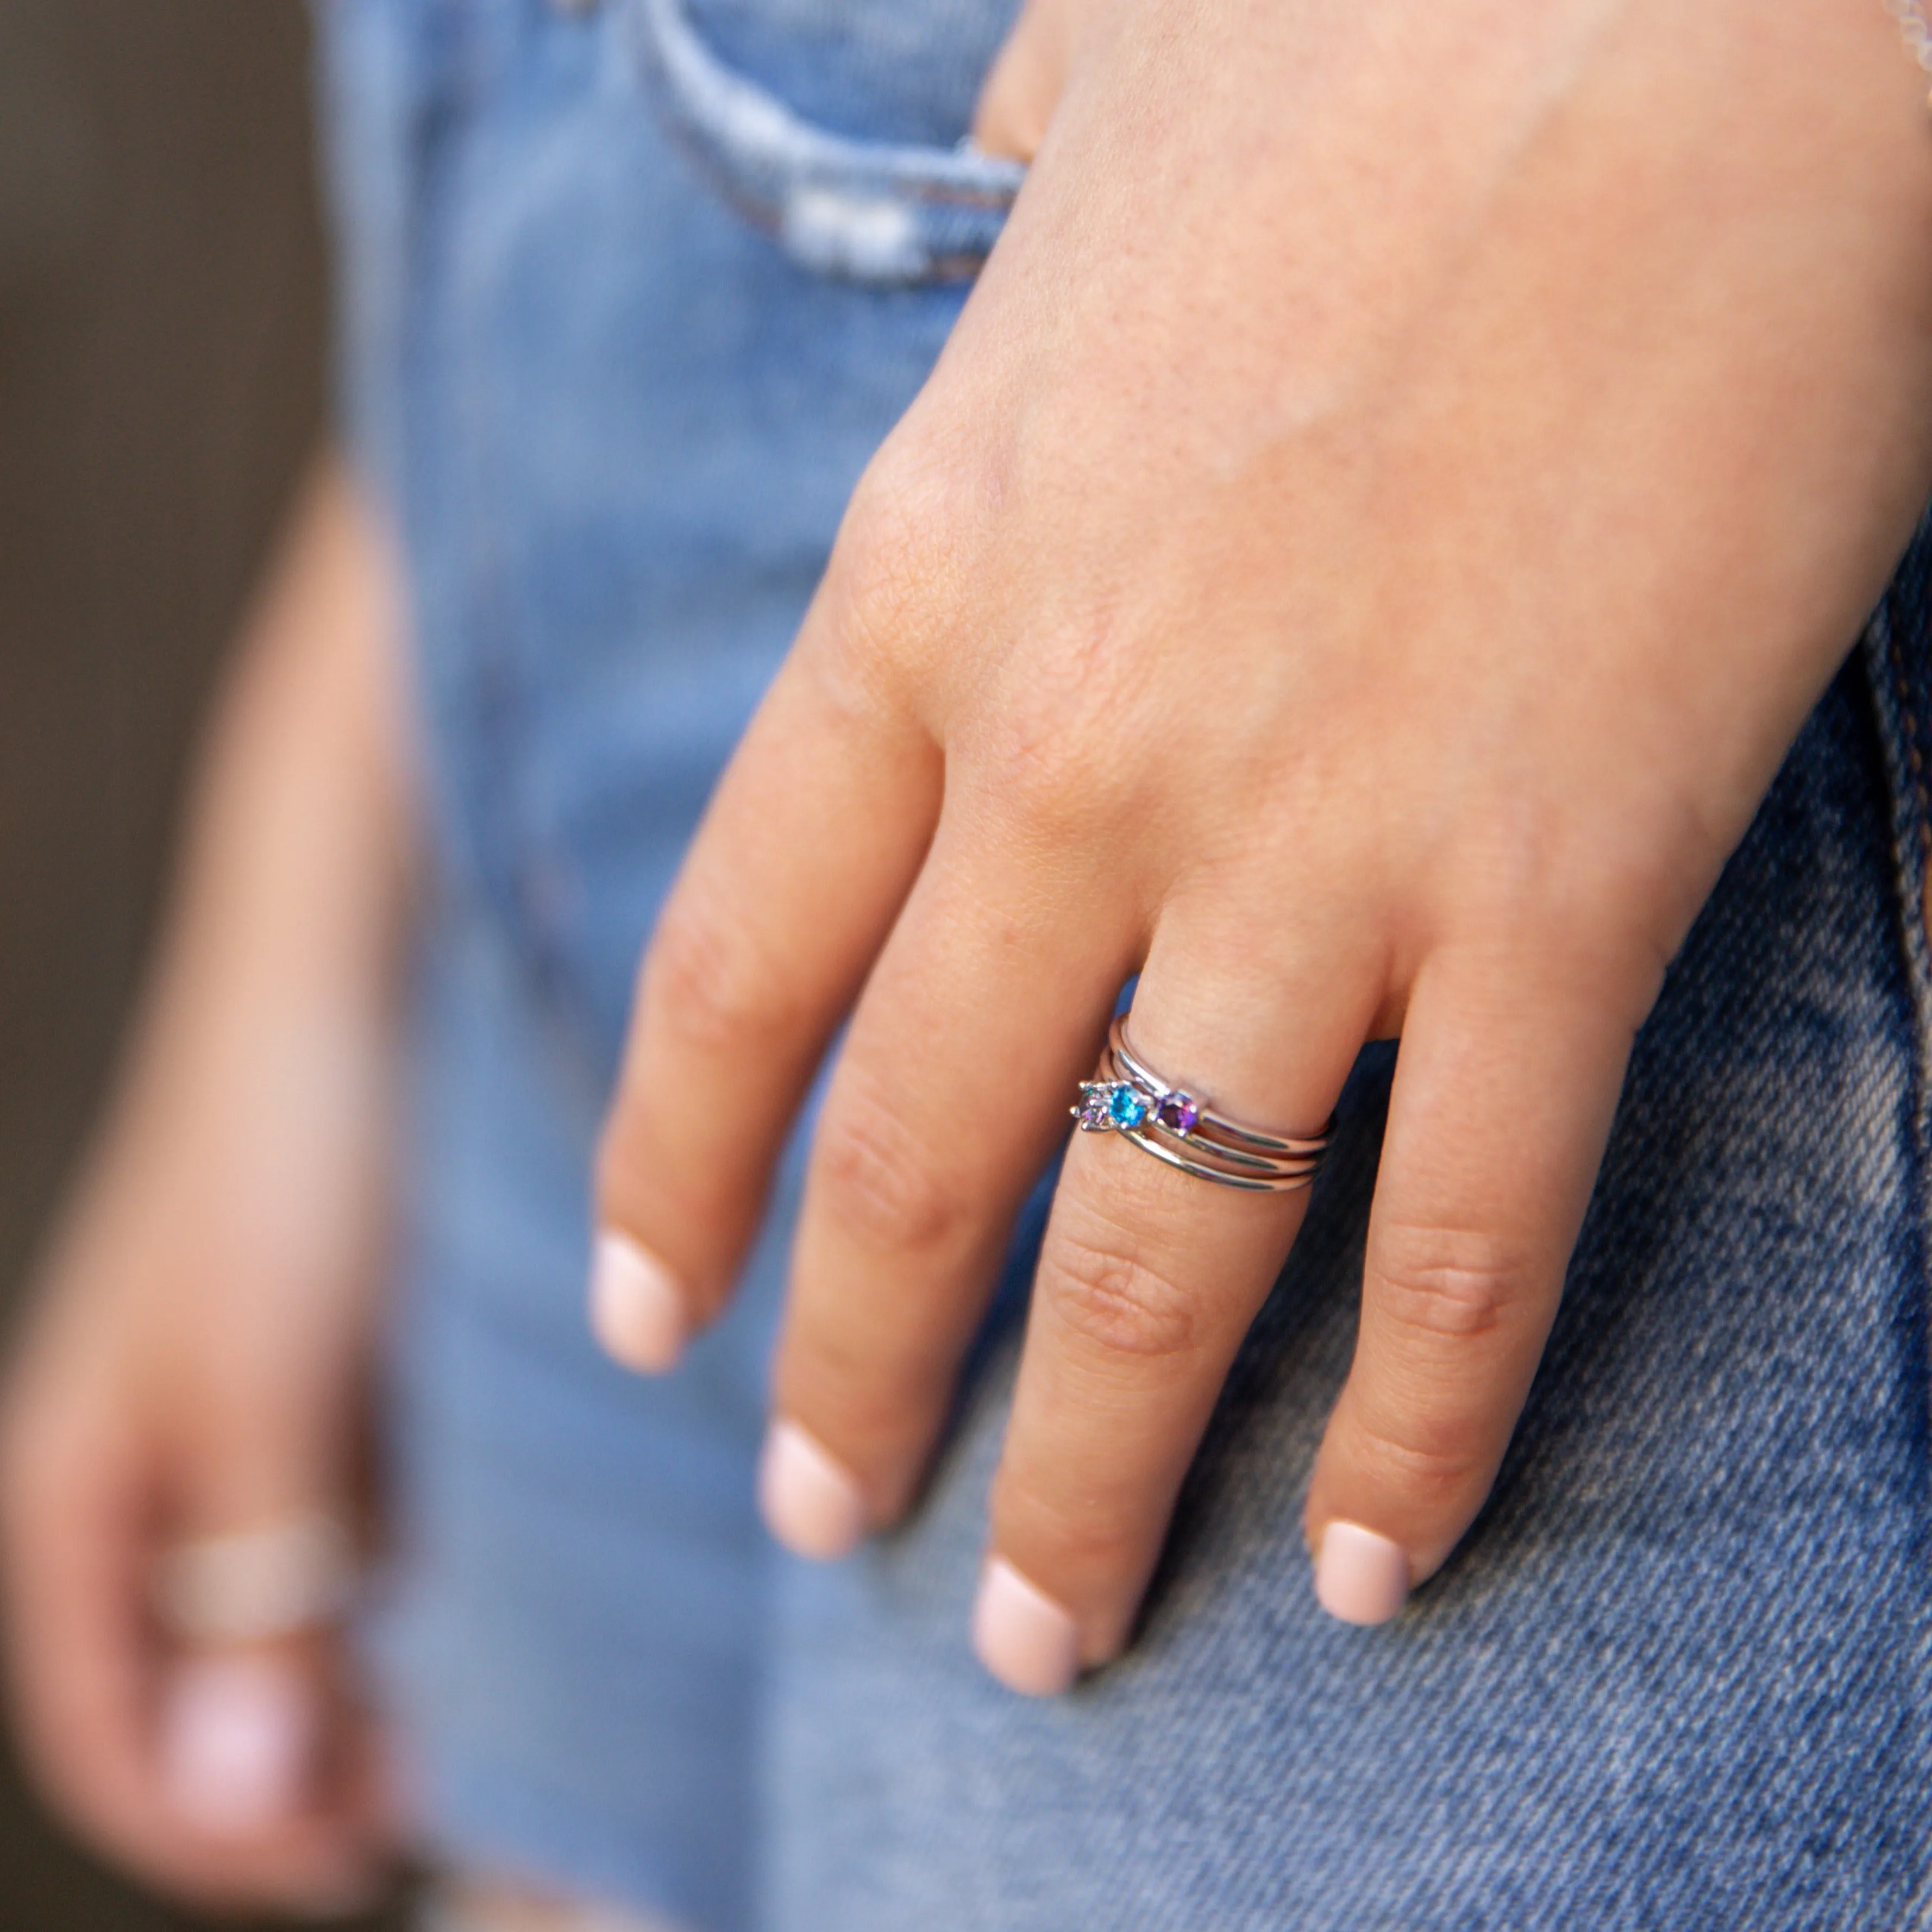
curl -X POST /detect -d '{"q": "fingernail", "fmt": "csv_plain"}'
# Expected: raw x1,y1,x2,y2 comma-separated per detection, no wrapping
1314,1520,1410,1626
972,1557,1081,1697
159,1654,311,1839
758,1419,867,1560
589,1230,686,1373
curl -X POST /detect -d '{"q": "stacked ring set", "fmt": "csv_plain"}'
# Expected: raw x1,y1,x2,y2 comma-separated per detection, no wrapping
1073,1015,1334,1193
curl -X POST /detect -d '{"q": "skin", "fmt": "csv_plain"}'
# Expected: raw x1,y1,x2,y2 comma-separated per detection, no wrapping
435,1874,687,1931
595,0,1932,1680
0,457,412,1909
9,0,1932,1909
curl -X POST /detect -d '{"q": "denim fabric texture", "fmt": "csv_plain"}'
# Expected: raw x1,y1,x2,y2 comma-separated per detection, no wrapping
317,1,1932,1925
768,618,1932,1929
316,0,1012,1924
632,0,1021,281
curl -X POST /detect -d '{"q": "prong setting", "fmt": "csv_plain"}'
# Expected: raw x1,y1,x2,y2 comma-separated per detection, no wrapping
1069,1018,1335,1193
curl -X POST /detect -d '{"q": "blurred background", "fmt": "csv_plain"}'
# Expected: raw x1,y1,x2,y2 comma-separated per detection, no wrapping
0,2,396,1924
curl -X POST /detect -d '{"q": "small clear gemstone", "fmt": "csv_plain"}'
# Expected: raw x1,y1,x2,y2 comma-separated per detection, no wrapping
1075,1085,1112,1130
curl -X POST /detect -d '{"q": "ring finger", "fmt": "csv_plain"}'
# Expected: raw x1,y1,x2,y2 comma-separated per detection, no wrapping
974,904,1378,1693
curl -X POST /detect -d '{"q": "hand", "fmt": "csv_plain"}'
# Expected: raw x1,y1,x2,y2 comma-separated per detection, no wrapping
593,0,1932,1692
1,459,411,1901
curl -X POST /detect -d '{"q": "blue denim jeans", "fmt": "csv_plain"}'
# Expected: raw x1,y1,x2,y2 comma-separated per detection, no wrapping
317,2,1932,1927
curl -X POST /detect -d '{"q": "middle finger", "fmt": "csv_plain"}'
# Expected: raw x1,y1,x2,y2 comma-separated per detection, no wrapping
761,814,1136,1559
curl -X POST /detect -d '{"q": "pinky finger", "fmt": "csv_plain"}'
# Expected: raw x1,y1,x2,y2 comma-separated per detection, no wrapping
1302,943,1644,1623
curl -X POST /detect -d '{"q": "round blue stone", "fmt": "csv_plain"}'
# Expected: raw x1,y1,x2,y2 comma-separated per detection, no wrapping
1108,1086,1150,1130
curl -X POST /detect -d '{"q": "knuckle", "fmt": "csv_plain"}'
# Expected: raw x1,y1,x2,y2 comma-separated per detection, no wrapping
971,708,1115,842
952,661,1145,857
1373,1220,1541,1346
1441,809,1676,1015
643,881,806,1061
1445,802,1564,933
813,1076,969,1259
1347,1406,1491,1515
826,437,969,679
830,433,1152,855
1042,1221,1206,1362
993,1472,1143,1579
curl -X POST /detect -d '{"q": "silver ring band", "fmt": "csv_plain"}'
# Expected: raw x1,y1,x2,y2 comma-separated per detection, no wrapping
152,1511,358,1645
1071,1015,1334,1193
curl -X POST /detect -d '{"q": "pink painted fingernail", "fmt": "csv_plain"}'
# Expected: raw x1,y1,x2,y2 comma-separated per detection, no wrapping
758,1420,867,1560
1314,1520,1410,1626
159,1654,311,1838
972,1557,1081,1697
589,1230,686,1373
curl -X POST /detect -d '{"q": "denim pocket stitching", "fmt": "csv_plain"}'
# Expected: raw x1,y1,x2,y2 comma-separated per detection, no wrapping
625,0,1024,283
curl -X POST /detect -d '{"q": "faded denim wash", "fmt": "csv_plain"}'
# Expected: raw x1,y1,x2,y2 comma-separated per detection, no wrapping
316,0,1932,1926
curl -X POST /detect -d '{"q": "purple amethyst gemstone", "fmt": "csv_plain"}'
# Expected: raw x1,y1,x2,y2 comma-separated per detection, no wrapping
1159,1094,1201,1136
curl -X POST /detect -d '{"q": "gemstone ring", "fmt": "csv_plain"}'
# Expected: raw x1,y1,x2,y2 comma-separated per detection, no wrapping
1071,1014,1333,1194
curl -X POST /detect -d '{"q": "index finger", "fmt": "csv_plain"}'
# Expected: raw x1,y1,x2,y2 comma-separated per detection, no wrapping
593,580,940,1367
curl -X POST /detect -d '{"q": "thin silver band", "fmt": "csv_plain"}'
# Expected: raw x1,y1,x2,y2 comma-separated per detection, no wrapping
1071,1015,1334,1194
1107,1020,1331,1157
152,1511,358,1645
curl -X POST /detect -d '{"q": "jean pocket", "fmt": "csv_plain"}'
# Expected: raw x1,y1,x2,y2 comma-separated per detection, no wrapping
622,0,1024,284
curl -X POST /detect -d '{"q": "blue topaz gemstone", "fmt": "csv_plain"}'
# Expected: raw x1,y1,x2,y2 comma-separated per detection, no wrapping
1075,1080,1156,1132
